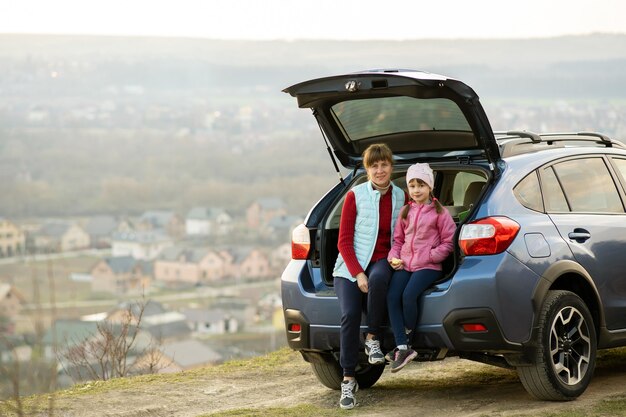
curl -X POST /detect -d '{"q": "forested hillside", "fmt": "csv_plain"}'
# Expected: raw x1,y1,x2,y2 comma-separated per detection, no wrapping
2,34,626,218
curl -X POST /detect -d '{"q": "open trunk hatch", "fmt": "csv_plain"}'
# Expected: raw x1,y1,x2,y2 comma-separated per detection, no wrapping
284,69,500,168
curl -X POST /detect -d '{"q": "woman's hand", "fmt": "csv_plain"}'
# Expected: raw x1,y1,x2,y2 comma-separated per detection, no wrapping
356,272,368,293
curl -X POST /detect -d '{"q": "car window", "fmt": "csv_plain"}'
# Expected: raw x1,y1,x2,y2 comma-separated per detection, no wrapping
610,157,626,187
330,97,471,141
542,166,570,212
553,157,624,213
452,172,485,206
513,171,544,212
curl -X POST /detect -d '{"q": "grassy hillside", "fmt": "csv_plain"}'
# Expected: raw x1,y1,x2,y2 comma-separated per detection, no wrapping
4,347,626,416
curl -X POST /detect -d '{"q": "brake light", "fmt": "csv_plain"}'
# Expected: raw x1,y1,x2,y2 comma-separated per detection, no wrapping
288,323,301,333
291,223,311,260
459,216,520,256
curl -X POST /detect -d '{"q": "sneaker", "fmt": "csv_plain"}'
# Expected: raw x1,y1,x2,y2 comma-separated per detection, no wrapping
339,379,359,409
384,347,398,363
390,348,418,373
364,338,385,365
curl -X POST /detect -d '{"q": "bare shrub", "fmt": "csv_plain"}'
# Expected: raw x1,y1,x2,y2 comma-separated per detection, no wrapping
59,298,168,382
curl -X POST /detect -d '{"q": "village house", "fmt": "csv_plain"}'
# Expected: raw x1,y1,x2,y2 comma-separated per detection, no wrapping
185,207,233,236
135,339,222,373
221,247,271,281
154,244,285,286
263,214,303,240
90,255,153,296
107,300,191,342
111,230,173,260
257,292,282,322
0,218,25,258
140,311,192,342
44,319,158,387
208,297,257,327
31,220,90,253
270,242,292,274
182,307,240,335
0,335,31,363
137,210,185,238
246,197,287,229
82,215,119,249
42,319,100,361
153,246,228,287
0,284,26,334
106,299,167,325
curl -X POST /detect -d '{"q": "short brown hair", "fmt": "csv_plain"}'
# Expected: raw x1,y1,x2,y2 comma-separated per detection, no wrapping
362,143,393,168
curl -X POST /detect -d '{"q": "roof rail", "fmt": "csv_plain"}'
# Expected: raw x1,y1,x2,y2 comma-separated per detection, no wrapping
577,131,612,144
494,130,542,143
495,130,624,157
496,130,618,146
540,132,615,147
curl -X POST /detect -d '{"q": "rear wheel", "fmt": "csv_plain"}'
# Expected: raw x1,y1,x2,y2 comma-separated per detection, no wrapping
310,356,385,390
517,290,596,400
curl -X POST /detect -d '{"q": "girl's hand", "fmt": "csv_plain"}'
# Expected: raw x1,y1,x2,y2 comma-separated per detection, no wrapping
356,272,368,293
389,258,403,270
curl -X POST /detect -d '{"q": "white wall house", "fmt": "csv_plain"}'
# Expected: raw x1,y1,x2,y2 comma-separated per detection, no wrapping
111,231,173,260
185,207,233,236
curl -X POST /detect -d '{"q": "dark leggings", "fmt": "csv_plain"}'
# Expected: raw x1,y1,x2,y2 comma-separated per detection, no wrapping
334,259,392,377
387,268,441,347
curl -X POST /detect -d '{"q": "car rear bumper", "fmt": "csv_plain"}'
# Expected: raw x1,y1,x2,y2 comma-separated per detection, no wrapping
281,252,540,354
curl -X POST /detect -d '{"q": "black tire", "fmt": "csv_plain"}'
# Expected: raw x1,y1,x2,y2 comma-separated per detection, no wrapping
310,358,385,390
355,362,385,389
517,290,597,400
310,359,342,390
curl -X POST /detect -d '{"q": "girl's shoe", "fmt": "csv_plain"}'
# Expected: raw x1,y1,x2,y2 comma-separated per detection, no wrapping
390,348,418,373
384,347,398,363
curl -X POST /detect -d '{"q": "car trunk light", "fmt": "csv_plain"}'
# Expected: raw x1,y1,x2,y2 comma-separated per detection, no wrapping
291,223,311,260
288,323,301,333
461,323,488,332
459,216,520,256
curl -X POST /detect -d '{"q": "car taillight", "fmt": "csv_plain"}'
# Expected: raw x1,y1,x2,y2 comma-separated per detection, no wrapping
291,223,311,260
459,216,520,256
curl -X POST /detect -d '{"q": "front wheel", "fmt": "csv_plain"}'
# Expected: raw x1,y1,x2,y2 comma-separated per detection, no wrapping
310,355,384,390
517,290,597,400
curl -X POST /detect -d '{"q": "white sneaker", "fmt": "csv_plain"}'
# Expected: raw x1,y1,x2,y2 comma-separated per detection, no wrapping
339,379,359,409
364,338,385,364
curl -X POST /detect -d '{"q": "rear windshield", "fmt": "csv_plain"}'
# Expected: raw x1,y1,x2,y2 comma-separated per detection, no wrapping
330,97,472,141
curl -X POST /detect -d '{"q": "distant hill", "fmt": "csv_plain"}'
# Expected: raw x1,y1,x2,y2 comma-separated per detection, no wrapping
1,33,626,99
1,33,626,218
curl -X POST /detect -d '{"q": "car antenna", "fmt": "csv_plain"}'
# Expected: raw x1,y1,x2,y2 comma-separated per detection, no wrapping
313,109,345,184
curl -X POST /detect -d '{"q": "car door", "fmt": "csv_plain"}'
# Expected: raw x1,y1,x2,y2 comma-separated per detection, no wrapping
541,155,626,330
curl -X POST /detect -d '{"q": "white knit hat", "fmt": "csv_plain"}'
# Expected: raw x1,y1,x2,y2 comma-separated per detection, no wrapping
406,163,434,189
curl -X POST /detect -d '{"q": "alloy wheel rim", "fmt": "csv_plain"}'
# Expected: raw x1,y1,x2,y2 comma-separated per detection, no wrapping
549,306,591,386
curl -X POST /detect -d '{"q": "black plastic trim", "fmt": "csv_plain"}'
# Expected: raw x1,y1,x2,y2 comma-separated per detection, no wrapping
443,308,522,352
283,309,310,350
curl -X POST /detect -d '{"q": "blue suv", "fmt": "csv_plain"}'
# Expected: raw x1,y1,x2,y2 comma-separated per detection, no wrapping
280,69,626,400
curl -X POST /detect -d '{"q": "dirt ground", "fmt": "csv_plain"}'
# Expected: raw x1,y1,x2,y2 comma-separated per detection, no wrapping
49,349,626,417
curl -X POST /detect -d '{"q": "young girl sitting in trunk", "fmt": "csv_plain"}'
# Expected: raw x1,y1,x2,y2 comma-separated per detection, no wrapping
386,163,456,372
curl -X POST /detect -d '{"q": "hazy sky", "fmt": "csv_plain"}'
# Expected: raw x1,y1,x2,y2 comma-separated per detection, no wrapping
2,0,626,40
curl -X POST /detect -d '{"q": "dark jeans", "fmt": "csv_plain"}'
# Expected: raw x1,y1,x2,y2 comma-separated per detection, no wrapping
334,259,392,378
387,268,441,347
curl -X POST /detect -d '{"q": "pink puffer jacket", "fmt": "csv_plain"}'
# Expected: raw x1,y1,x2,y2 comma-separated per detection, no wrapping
388,201,456,272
